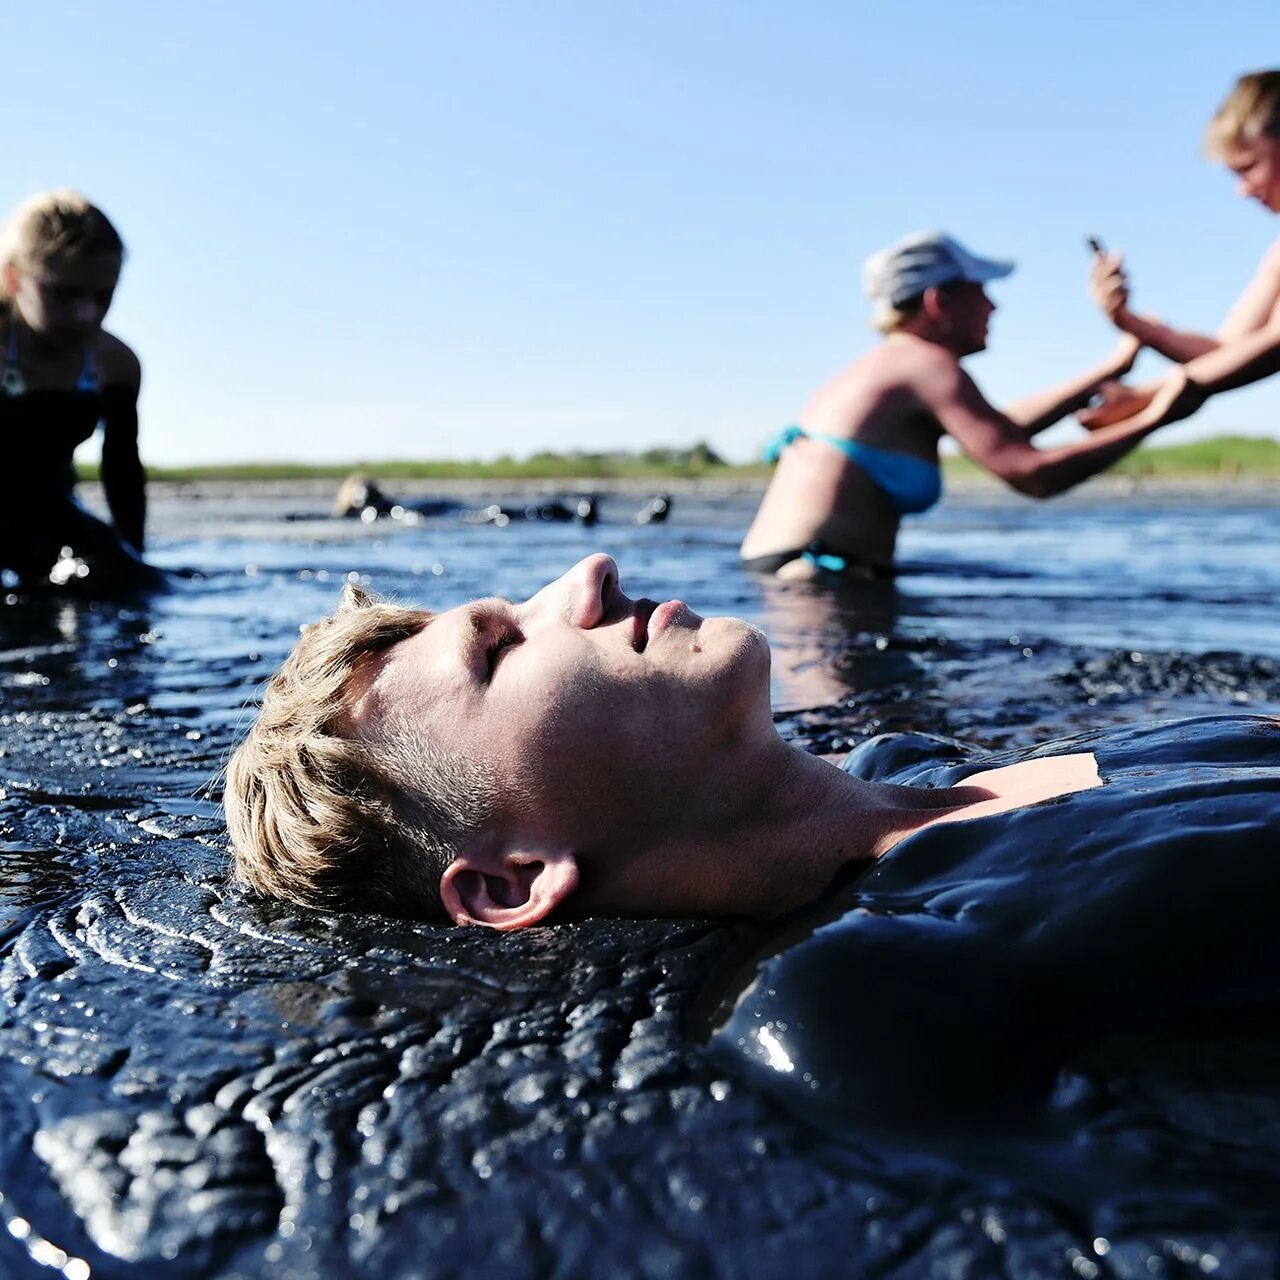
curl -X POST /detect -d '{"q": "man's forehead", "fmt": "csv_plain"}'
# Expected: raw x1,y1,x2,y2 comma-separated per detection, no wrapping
342,647,395,731
343,623,444,732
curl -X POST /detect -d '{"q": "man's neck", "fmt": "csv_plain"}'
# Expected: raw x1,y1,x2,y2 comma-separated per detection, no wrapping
634,744,1101,922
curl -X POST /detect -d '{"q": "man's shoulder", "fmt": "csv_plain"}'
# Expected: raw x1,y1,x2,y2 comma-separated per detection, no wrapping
862,337,962,387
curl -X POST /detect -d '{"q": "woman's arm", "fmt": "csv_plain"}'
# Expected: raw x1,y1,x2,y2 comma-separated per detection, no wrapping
1091,240,1280,361
1095,307,1280,434
1183,308,1280,395
921,362,1169,499
1002,336,1141,437
98,345,146,552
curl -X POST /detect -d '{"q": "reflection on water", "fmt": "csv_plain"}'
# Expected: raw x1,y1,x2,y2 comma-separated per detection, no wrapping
0,483,1279,1279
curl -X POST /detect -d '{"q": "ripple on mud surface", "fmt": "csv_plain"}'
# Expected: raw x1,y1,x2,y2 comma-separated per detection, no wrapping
2,492,1280,1277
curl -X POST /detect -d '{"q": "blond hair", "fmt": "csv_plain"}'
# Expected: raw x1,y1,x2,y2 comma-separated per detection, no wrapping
872,293,925,335
1205,70,1280,160
0,190,125,299
225,584,496,918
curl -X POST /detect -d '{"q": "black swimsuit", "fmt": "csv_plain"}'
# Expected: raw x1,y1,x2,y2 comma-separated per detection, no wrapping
741,541,895,581
0,321,147,588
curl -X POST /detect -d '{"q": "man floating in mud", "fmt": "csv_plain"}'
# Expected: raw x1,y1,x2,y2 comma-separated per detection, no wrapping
224,554,1280,1123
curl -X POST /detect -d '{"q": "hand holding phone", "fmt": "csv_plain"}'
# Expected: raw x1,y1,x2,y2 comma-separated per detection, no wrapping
1086,236,1128,319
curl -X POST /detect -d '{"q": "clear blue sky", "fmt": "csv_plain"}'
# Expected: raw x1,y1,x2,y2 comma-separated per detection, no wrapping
8,0,1279,465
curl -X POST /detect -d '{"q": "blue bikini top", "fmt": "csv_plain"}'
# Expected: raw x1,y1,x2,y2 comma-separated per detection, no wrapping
764,424,942,515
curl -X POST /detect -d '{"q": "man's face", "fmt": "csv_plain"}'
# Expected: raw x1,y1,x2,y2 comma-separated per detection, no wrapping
350,554,770,856
1224,135,1280,213
8,254,121,346
942,281,996,355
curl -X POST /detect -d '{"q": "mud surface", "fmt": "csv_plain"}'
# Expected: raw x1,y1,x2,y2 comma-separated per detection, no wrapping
1,485,1279,1278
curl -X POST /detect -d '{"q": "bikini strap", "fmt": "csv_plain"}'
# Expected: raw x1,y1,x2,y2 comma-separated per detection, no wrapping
762,424,804,463
75,344,100,394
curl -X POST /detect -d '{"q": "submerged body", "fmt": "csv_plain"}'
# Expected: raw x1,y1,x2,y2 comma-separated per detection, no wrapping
715,714,1280,1133
226,556,1280,1158
742,232,1162,580
741,337,954,575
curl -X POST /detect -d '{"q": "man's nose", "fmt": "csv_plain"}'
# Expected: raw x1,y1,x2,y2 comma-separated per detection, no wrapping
530,554,619,630
566,553,619,628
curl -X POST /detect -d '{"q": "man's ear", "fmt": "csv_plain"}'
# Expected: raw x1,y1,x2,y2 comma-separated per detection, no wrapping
919,286,951,327
439,844,580,930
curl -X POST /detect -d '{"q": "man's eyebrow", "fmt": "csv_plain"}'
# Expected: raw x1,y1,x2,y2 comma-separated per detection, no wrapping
459,597,517,628
456,598,517,662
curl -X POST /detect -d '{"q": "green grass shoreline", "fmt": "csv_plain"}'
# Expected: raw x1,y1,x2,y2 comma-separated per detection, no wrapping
81,434,1280,484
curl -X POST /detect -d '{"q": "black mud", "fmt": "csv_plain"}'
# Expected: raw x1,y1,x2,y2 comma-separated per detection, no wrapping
1,487,1279,1278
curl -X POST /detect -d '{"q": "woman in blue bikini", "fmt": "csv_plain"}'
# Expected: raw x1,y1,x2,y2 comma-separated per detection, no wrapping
740,230,1163,579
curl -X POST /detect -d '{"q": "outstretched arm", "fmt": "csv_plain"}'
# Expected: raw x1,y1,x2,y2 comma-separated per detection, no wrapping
1104,317,1280,434
1090,240,1280,362
1183,310,1280,395
922,362,1168,499
1002,335,1141,437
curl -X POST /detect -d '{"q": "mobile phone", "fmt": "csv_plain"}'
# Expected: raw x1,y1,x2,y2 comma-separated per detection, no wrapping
1086,235,1106,254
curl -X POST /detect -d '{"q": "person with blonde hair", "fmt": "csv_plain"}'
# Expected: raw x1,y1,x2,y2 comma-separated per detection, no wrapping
223,555,1280,1131
0,189,155,591
1082,70,1280,433
739,231,1159,580
224,554,1278,942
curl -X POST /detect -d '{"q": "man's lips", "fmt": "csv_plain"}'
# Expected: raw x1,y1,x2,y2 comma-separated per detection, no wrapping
628,598,703,651
631,599,657,652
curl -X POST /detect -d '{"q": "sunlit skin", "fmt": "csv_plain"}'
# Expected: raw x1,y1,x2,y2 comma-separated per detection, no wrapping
2,255,138,390
1224,134,1280,212
349,555,1100,929
1082,133,1280,433
6,255,120,353
741,278,1145,576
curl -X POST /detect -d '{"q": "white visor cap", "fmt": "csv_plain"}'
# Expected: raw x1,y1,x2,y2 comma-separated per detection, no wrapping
862,230,1015,312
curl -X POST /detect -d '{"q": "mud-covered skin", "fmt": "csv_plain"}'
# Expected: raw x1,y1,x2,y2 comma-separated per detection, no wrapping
716,718,1280,1148
2,490,1280,1278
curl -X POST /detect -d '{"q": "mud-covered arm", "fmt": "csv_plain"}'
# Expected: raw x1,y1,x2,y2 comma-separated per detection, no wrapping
100,384,146,553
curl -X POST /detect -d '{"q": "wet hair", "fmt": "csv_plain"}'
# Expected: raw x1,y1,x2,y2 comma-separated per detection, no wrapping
1205,70,1280,160
224,584,496,918
0,190,125,299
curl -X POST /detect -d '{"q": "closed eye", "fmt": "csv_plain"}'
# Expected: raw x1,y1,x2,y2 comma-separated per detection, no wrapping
486,630,522,679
